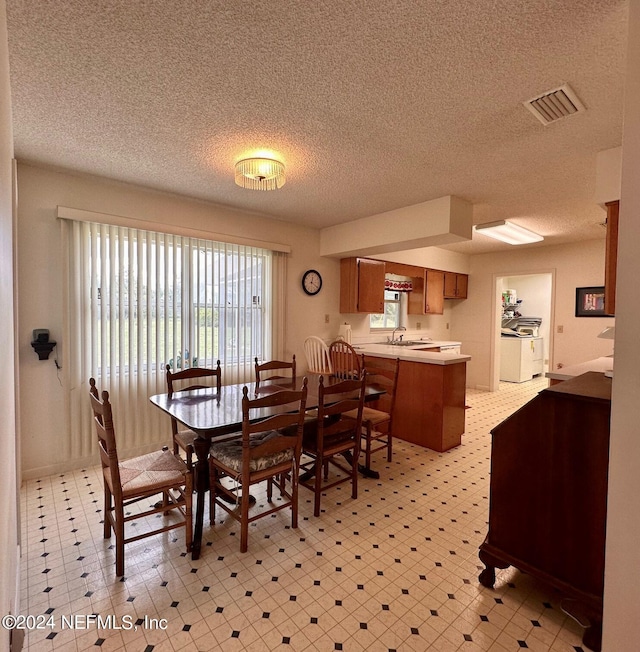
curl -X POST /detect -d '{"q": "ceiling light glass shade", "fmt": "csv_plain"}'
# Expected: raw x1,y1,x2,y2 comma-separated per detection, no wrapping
474,220,543,245
234,157,285,191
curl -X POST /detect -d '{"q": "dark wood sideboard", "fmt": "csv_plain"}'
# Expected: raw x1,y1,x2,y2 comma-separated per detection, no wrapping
479,372,611,652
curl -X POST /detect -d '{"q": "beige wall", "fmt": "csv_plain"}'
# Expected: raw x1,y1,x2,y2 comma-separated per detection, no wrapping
0,0,19,645
603,0,640,647
17,163,340,477
453,239,612,389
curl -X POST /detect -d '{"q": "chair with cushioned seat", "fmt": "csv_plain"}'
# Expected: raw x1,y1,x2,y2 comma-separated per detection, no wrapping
89,378,192,576
166,362,222,470
208,378,308,552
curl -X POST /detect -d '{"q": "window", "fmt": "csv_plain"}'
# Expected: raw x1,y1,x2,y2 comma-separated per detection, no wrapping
86,225,270,375
370,289,401,330
63,218,286,451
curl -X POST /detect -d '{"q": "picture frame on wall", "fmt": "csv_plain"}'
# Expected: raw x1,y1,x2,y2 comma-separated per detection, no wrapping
575,286,610,317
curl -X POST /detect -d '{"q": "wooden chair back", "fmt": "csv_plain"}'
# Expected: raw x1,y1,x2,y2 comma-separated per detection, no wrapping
166,362,222,397
316,374,367,447
89,377,122,498
254,355,296,384
304,336,332,374
362,355,400,416
328,340,362,380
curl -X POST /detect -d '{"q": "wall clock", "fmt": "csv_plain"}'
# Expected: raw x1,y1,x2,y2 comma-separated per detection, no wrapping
302,269,322,296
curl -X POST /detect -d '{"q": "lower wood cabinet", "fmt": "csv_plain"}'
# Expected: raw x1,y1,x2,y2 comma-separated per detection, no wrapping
390,357,467,452
479,372,610,652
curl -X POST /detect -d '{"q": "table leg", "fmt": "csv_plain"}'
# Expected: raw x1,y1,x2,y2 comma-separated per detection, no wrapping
191,435,211,560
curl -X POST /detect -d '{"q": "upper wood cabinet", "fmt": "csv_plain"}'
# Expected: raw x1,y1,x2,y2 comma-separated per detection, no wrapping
444,272,468,299
340,257,385,313
425,269,445,314
604,200,618,316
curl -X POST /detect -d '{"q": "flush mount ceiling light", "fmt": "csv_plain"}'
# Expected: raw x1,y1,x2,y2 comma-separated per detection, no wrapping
474,220,544,245
234,157,285,191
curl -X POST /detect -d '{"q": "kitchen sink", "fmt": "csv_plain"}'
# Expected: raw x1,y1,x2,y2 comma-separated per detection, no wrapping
377,340,431,347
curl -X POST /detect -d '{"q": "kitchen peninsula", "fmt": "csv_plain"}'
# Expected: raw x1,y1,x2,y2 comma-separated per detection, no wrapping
354,341,470,452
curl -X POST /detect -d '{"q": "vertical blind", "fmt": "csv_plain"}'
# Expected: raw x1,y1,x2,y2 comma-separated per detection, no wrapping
62,219,287,459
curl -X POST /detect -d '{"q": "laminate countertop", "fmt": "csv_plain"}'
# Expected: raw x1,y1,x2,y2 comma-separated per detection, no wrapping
352,341,470,366
545,356,613,382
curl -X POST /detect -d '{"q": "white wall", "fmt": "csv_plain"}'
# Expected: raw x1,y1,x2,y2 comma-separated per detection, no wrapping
453,239,613,390
16,163,340,477
0,1,19,647
603,0,640,647
503,274,553,369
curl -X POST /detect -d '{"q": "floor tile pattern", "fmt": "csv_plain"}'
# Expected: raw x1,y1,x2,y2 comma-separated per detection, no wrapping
20,378,588,651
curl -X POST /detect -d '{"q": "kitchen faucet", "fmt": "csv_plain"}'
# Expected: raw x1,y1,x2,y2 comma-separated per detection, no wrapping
390,326,406,343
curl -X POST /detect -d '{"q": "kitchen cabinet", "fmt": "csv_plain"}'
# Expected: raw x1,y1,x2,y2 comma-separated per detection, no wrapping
407,268,445,315
340,257,385,313
374,355,467,452
443,272,468,299
604,200,618,315
479,372,610,652
499,336,543,383
425,268,445,314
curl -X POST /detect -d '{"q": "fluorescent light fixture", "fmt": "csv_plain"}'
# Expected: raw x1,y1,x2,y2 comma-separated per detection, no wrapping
474,220,543,245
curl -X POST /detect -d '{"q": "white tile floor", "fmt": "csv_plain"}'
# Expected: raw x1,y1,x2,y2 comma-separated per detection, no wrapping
20,377,589,651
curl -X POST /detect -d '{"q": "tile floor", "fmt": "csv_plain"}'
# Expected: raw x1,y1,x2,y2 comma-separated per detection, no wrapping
20,377,589,652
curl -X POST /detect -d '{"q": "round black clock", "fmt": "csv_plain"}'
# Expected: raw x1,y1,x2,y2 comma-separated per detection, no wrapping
302,269,322,295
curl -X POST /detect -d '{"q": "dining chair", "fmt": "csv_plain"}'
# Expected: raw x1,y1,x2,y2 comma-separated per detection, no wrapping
347,355,400,469
254,355,296,384
328,340,362,380
208,378,309,552
299,373,366,517
303,336,332,375
89,378,192,576
166,362,222,470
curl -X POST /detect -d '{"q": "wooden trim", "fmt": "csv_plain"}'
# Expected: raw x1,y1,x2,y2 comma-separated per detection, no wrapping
604,200,619,315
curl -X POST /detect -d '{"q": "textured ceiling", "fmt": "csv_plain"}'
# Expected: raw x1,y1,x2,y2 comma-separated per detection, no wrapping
5,0,628,254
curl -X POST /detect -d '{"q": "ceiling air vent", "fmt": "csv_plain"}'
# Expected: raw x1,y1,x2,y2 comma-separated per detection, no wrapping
524,84,585,125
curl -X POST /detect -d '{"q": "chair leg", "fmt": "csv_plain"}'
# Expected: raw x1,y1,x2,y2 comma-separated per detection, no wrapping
291,462,299,529
115,503,125,577
314,456,323,518
351,447,359,500
365,423,373,470
103,485,112,539
240,476,250,553
209,469,216,524
387,428,392,462
184,475,193,553
267,477,273,502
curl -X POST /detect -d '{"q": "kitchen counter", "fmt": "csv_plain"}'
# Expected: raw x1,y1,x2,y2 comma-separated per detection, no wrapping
354,340,470,365
546,356,613,384
360,342,469,453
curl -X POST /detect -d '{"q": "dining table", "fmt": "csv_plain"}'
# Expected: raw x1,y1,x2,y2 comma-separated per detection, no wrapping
150,374,385,559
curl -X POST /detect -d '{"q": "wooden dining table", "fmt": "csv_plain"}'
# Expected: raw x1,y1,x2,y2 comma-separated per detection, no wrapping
150,374,384,559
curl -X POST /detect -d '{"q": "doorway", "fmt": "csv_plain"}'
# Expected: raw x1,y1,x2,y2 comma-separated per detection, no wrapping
492,271,555,392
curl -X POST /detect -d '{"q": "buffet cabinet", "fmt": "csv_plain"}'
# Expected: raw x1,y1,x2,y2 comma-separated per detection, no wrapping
479,372,610,652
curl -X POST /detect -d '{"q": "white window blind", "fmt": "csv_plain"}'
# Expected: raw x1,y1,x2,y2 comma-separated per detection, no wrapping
62,219,287,460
